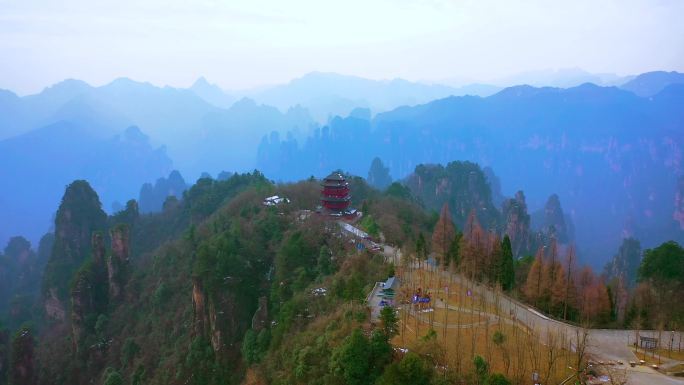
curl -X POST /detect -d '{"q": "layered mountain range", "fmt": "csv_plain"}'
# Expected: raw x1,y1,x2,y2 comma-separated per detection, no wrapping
1,70,683,267
256,73,684,266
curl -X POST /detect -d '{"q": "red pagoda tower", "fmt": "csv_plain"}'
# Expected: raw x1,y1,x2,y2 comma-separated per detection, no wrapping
321,171,352,214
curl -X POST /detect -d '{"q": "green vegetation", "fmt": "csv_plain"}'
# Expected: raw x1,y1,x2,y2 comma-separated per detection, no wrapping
2,167,681,385
496,235,515,291
639,241,684,285
405,161,499,230
379,306,398,339
42,180,107,303
359,214,380,237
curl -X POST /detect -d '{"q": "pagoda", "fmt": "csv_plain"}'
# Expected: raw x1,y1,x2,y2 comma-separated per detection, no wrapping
321,171,352,215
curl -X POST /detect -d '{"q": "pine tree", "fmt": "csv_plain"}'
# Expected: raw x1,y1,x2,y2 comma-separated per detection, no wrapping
379,306,399,339
415,233,428,262
330,329,371,385
447,232,462,267
488,235,502,284
498,235,515,291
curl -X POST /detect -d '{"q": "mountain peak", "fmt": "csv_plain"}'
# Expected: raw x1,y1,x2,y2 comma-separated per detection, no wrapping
39,79,92,97
191,76,212,89
620,71,684,97
231,97,258,109
104,77,155,91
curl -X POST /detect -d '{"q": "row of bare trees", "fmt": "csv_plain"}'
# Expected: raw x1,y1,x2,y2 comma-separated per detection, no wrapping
523,242,612,323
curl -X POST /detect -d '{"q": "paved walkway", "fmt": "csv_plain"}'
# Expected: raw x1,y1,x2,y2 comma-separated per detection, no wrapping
385,255,684,385
437,268,684,385
373,246,684,385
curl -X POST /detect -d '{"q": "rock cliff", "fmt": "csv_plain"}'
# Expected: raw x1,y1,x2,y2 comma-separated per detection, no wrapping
502,191,532,257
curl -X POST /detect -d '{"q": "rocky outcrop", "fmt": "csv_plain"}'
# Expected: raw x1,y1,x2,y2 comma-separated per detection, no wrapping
91,232,105,266
44,288,66,322
251,296,269,331
70,232,108,353
70,271,92,353
192,278,207,335
603,237,642,285
675,176,684,230
9,328,36,385
42,180,107,320
192,278,241,356
138,170,188,213
192,278,224,350
502,191,532,257
541,194,572,243
404,162,500,229
108,225,130,301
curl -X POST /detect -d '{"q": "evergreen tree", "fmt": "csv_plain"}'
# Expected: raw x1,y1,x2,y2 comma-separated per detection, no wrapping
379,306,399,339
376,352,432,385
384,182,413,200
241,329,259,364
498,235,515,291
368,330,393,379
487,373,512,385
473,355,490,385
415,233,428,261
447,232,462,267
638,241,684,286
102,368,124,385
330,329,371,385
317,245,332,276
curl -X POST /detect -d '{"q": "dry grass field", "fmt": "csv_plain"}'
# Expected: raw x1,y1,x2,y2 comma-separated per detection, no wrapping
391,264,580,385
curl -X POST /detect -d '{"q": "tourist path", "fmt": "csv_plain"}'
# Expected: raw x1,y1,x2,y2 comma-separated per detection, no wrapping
377,245,684,385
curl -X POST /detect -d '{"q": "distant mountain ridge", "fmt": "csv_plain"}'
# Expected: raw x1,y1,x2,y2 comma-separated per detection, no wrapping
245,72,502,121
257,81,684,267
492,67,634,88
0,77,315,176
1,69,683,255
619,71,684,97
0,123,172,247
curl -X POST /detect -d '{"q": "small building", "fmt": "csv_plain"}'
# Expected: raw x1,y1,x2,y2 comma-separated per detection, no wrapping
381,276,398,299
263,195,290,206
640,336,658,350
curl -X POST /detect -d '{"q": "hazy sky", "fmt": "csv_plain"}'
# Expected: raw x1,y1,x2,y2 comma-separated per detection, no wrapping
1,0,683,95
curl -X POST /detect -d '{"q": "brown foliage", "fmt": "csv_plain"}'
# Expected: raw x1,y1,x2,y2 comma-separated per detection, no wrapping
432,203,456,266
577,267,611,322
523,248,545,305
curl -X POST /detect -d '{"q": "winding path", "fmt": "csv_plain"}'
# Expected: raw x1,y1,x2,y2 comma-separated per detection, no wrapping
379,245,684,385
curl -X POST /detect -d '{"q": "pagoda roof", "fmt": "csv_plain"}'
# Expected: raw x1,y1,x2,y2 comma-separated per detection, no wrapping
323,171,346,181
